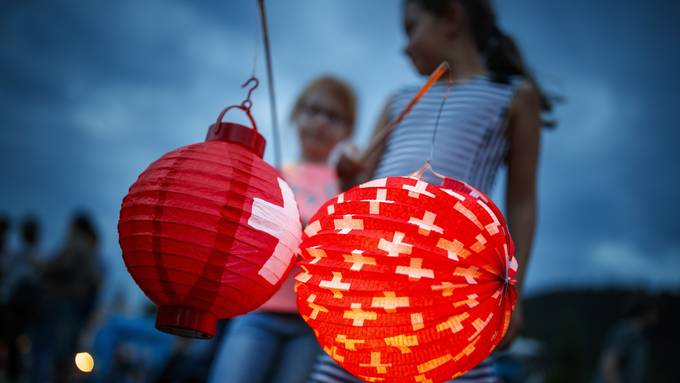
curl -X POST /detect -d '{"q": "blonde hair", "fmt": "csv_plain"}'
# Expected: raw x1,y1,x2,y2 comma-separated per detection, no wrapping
290,76,357,135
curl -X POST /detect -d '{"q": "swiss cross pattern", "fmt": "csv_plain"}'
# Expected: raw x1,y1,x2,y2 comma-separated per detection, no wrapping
296,176,518,383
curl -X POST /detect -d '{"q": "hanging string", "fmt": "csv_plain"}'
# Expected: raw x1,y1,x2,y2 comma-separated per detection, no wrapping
428,62,453,169
257,0,282,169
250,0,260,78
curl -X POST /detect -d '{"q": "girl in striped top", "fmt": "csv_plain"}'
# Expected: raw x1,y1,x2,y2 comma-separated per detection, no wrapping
316,0,556,382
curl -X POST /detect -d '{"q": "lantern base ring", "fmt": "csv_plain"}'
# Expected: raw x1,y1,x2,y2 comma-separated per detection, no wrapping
156,305,217,339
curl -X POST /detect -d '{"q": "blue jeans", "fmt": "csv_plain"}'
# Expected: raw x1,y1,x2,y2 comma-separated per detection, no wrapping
209,312,320,383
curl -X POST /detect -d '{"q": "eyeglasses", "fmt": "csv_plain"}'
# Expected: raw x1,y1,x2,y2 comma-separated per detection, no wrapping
301,103,347,126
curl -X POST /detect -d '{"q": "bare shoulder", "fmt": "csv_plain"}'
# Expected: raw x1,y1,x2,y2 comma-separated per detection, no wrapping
510,80,541,114
508,80,541,137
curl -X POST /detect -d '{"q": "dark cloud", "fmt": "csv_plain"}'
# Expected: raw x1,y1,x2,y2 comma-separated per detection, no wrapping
493,0,680,292
1,0,678,293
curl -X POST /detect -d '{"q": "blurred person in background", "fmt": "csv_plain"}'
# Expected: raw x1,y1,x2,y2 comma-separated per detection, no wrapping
592,296,659,383
0,214,9,280
0,214,9,378
30,211,102,383
2,215,42,303
208,76,357,383
1,216,43,381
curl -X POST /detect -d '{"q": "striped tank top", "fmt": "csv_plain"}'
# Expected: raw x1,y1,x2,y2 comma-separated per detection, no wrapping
374,73,524,194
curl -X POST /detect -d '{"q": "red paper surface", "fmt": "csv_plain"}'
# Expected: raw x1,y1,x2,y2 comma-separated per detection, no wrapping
119,141,302,337
296,176,517,382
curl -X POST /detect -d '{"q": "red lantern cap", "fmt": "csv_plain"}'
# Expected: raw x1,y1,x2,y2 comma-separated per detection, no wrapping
206,105,266,158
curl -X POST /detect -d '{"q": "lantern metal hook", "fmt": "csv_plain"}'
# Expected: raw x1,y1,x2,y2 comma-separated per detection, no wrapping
240,76,259,111
212,77,259,135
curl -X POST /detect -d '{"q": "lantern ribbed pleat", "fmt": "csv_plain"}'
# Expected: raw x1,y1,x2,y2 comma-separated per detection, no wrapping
295,176,516,383
120,139,301,338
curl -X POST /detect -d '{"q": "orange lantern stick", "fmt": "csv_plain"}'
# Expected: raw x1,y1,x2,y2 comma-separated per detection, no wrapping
295,164,517,382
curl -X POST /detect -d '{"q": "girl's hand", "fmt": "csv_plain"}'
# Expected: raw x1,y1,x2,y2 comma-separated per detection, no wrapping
498,300,524,350
335,143,363,189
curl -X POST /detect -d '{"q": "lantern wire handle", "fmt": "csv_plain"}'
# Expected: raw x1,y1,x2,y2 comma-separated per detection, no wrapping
257,0,282,169
428,62,453,171
409,161,447,183
411,162,431,180
359,61,450,165
215,104,258,133
411,61,457,184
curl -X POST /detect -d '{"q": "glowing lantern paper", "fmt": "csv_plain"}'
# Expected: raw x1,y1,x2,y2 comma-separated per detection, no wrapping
295,171,518,383
119,105,302,339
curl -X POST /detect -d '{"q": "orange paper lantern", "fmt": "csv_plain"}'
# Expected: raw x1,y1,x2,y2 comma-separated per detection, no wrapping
295,174,517,382
119,106,301,338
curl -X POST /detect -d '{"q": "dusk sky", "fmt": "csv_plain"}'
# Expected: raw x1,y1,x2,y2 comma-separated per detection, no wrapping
1,0,679,297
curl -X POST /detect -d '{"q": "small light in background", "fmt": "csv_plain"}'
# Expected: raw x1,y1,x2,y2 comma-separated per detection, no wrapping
74,352,94,373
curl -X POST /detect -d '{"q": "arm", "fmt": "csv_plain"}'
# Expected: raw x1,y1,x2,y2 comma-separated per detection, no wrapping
499,80,541,347
506,80,541,287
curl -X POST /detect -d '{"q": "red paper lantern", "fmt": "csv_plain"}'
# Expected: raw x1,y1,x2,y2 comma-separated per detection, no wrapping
295,174,517,383
119,105,301,338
